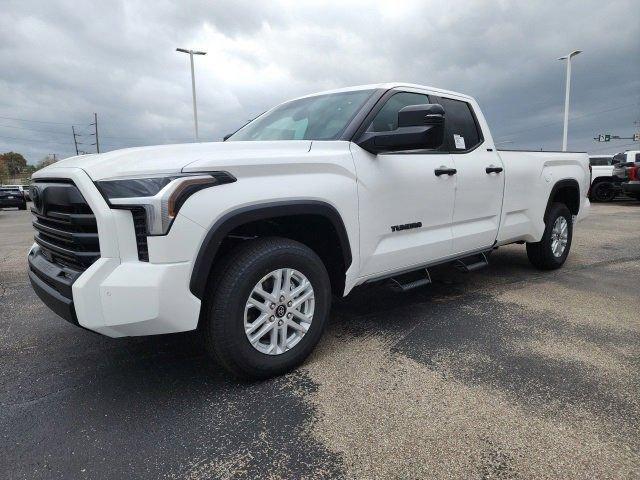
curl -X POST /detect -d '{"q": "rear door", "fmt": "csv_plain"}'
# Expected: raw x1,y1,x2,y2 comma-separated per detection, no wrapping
434,96,505,254
351,89,456,278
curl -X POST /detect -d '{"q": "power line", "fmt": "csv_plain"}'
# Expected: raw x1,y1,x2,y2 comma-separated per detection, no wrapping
0,115,78,125
0,123,76,136
0,133,73,147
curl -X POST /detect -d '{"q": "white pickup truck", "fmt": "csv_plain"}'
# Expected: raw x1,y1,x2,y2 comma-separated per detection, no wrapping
28,83,590,378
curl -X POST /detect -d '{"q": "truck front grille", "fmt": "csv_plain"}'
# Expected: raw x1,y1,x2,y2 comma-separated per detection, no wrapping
31,180,100,271
130,207,149,262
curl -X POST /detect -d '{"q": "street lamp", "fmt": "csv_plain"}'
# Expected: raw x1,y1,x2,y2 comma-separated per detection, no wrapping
176,48,207,142
558,50,582,151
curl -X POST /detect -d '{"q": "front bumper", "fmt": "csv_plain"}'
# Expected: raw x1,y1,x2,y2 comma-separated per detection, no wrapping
27,167,204,338
28,247,79,324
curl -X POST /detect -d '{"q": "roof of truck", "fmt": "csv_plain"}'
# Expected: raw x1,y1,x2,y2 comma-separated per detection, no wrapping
293,83,473,102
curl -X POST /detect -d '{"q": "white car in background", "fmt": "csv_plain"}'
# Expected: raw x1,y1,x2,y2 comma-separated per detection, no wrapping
588,155,628,202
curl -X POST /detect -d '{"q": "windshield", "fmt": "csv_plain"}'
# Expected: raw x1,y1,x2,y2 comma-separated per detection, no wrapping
227,90,374,141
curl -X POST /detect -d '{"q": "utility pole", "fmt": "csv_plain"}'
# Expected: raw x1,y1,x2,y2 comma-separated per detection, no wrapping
176,48,207,142
558,50,582,151
91,113,100,153
72,126,80,155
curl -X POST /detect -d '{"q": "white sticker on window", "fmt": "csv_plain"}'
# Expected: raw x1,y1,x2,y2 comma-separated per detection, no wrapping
454,134,466,150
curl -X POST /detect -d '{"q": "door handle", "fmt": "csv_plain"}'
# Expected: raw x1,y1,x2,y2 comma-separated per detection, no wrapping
485,166,503,174
434,167,457,176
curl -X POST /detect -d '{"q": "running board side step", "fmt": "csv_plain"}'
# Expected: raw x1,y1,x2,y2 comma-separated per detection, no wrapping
388,269,432,292
454,252,489,273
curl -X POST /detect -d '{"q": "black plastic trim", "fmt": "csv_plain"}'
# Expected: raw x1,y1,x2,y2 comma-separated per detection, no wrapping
189,200,352,299
544,179,580,220
28,249,79,324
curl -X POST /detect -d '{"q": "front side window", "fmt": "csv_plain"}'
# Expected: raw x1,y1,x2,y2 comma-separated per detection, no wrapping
367,92,431,132
228,90,374,141
438,97,482,151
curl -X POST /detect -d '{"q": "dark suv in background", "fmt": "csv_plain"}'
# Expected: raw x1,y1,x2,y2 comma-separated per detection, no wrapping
0,187,28,210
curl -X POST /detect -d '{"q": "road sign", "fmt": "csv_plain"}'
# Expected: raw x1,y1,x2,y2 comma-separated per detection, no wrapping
596,134,612,142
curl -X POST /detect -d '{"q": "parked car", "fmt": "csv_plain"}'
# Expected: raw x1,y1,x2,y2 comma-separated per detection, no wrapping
27,83,590,379
612,150,640,201
0,187,27,210
1,184,31,201
588,155,618,202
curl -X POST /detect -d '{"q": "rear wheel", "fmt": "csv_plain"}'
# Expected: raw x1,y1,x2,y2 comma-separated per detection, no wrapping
591,181,615,202
18,202,27,210
526,203,573,270
203,237,331,379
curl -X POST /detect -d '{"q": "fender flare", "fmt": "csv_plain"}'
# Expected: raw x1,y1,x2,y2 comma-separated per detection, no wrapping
189,200,353,299
544,178,580,221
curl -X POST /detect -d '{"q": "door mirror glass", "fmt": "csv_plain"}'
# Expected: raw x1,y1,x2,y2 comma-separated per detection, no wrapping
357,104,445,154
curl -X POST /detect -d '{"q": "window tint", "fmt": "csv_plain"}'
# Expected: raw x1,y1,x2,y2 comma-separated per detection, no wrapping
635,153,640,162
589,157,612,166
367,92,430,132
438,97,481,151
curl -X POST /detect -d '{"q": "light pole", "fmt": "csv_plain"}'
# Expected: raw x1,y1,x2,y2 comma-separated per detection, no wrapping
558,50,582,151
176,48,207,142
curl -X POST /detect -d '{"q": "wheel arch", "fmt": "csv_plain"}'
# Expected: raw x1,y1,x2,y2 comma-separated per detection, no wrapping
544,179,580,221
189,200,353,300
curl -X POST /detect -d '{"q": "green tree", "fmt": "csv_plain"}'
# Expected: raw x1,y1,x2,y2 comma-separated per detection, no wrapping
0,158,9,184
0,152,27,177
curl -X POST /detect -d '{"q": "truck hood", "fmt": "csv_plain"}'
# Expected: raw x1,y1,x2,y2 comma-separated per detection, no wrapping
38,141,313,181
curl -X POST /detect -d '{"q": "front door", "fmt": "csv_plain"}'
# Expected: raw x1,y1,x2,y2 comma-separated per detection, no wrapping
350,90,456,278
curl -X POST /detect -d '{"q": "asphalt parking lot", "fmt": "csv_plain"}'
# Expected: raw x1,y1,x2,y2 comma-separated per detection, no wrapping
1,201,639,479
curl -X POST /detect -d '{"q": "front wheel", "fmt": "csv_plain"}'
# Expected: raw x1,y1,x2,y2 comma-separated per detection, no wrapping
526,203,573,270
203,237,331,379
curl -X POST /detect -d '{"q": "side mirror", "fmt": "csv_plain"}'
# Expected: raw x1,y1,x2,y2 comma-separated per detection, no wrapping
356,104,445,154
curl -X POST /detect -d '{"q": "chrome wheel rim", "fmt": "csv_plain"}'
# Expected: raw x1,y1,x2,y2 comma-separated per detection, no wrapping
550,216,569,257
244,268,315,355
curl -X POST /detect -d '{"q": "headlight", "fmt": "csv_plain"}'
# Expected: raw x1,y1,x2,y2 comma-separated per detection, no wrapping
95,172,235,235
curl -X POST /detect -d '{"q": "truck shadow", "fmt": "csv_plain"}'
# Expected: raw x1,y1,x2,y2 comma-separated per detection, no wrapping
328,249,640,438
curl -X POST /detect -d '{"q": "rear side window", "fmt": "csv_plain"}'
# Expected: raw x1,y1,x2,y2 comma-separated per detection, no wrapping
589,157,612,166
438,97,482,152
635,153,640,162
367,92,430,132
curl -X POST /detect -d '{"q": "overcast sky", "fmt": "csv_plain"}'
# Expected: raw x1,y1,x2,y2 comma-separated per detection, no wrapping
1,0,638,164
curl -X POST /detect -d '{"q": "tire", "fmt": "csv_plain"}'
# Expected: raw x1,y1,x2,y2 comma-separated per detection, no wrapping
202,237,331,379
18,203,27,210
591,181,615,202
526,203,573,270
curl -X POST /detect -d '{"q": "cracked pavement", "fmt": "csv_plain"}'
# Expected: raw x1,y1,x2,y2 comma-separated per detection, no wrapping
1,201,639,479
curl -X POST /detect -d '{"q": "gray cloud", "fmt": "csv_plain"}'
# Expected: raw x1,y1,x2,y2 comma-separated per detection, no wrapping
1,0,638,164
